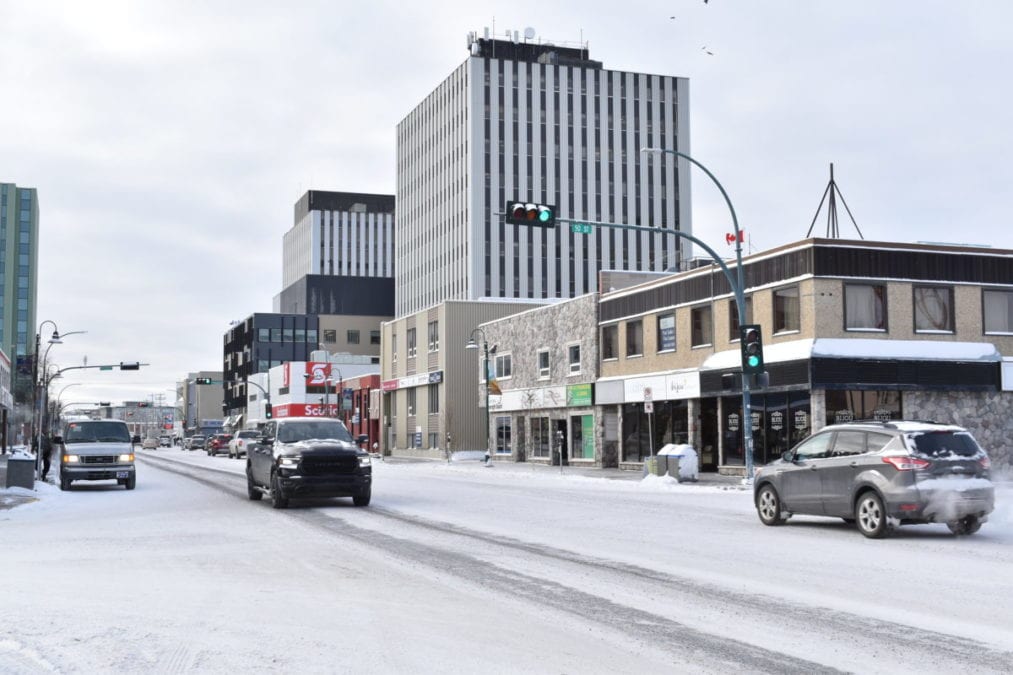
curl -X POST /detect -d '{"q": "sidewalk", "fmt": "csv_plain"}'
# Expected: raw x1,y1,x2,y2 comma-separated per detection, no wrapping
388,452,747,488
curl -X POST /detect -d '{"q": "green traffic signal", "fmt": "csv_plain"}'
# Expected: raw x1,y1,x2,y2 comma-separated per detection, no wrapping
740,324,765,375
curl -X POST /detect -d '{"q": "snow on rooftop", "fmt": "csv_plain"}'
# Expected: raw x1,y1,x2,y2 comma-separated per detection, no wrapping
702,338,1001,371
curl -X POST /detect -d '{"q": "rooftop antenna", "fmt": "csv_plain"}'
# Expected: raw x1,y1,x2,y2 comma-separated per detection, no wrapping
805,163,864,239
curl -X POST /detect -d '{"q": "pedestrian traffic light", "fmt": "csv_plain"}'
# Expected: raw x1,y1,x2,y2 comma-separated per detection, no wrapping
505,201,556,227
740,324,765,375
264,403,273,419
195,377,213,384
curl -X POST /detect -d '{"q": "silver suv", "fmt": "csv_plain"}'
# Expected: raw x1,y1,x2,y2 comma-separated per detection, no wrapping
754,420,994,538
56,419,137,491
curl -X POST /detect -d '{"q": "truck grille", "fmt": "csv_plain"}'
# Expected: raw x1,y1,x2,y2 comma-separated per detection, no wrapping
81,455,117,464
302,456,358,476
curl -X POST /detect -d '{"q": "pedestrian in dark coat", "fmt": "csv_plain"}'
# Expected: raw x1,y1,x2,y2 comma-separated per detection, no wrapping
40,433,54,480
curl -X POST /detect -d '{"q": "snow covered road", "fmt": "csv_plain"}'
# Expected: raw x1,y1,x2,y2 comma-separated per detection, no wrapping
1,448,1011,674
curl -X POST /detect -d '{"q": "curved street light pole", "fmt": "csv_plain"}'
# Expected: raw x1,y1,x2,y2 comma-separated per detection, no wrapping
465,328,490,455
641,147,754,480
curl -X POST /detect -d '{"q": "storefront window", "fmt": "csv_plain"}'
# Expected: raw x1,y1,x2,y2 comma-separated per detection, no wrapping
653,400,689,448
570,415,595,460
531,417,551,458
824,390,901,426
622,403,649,462
722,396,745,466
495,416,512,454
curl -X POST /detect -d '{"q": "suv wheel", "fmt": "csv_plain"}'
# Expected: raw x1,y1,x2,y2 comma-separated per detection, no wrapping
755,484,785,526
246,467,262,501
60,475,70,491
947,515,982,536
353,487,371,507
855,491,889,538
125,474,136,490
270,472,289,509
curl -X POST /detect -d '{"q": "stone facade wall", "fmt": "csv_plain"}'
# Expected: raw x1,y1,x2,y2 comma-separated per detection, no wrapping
904,390,1012,474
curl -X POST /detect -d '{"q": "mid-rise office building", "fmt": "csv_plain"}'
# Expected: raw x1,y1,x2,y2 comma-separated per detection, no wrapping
0,183,39,375
394,31,692,315
281,190,395,292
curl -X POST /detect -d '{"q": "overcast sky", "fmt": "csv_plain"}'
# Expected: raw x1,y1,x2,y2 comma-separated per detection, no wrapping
2,1,1011,407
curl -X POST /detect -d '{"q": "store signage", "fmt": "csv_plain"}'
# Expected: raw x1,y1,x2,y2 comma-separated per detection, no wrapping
751,412,760,431
794,410,809,430
566,383,593,407
384,370,444,390
272,403,340,418
770,411,784,431
872,409,892,422
835,410,854,424
305,362,333,384
727,413,740,431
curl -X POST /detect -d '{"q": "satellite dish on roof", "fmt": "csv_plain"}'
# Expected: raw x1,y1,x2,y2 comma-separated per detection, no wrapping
524,27,536,40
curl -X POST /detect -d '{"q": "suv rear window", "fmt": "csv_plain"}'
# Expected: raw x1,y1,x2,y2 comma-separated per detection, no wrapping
909,431,982,458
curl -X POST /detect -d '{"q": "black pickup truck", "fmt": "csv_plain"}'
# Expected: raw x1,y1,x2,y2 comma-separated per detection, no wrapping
245,417,372,509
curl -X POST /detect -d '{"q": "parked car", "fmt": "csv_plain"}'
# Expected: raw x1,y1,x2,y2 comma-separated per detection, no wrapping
228,430,259,459
246,417,371,509
207,433,233,456
753,420,995,538
186,435,206,451
142,437,159,450
158,435,172,448
56,419,136,491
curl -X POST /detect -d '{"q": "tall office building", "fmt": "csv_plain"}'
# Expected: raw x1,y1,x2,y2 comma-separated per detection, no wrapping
0,182,39,362
394,31,692,315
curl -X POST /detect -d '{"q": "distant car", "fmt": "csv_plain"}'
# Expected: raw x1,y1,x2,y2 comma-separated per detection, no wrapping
158,435,172,448
753,420,995,538
142,437,159,450
207,433,233,456
228,430,259,459
187,435,206,451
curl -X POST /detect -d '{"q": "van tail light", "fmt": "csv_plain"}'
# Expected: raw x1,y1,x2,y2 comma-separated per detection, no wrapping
882,456,931,471
979,456,991,470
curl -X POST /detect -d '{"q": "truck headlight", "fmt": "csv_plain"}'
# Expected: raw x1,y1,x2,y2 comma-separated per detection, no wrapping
358,455,371,467
278,456,300,468
63,454,80,464
118,453,135,462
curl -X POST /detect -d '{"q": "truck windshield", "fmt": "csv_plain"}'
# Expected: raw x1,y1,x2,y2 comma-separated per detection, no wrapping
64,422,132,444
277,421,353,444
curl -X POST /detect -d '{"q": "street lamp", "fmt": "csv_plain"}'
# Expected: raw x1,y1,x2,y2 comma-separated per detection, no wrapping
465,328,490,454
641,146,755,480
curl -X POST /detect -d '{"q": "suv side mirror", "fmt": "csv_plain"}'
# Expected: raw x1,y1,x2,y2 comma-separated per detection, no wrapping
781,450,794,463
132,435,142,444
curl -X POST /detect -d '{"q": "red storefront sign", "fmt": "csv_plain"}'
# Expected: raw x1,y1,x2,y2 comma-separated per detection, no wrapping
305,362,334,385
381,379,398,392
271,403,340,419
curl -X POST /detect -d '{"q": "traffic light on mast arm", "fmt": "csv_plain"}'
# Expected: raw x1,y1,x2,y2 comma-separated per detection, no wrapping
740,324,765,375
505,201,556,227
264,403,273,419
195,377,213,384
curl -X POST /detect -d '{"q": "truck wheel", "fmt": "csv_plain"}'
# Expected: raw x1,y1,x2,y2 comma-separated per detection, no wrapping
270,472,288,509
60,475,70,491
353,488,371,507
125,474,136,490
246,467,262,501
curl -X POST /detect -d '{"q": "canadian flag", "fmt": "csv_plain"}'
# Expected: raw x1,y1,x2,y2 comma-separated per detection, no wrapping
725,231,745,245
